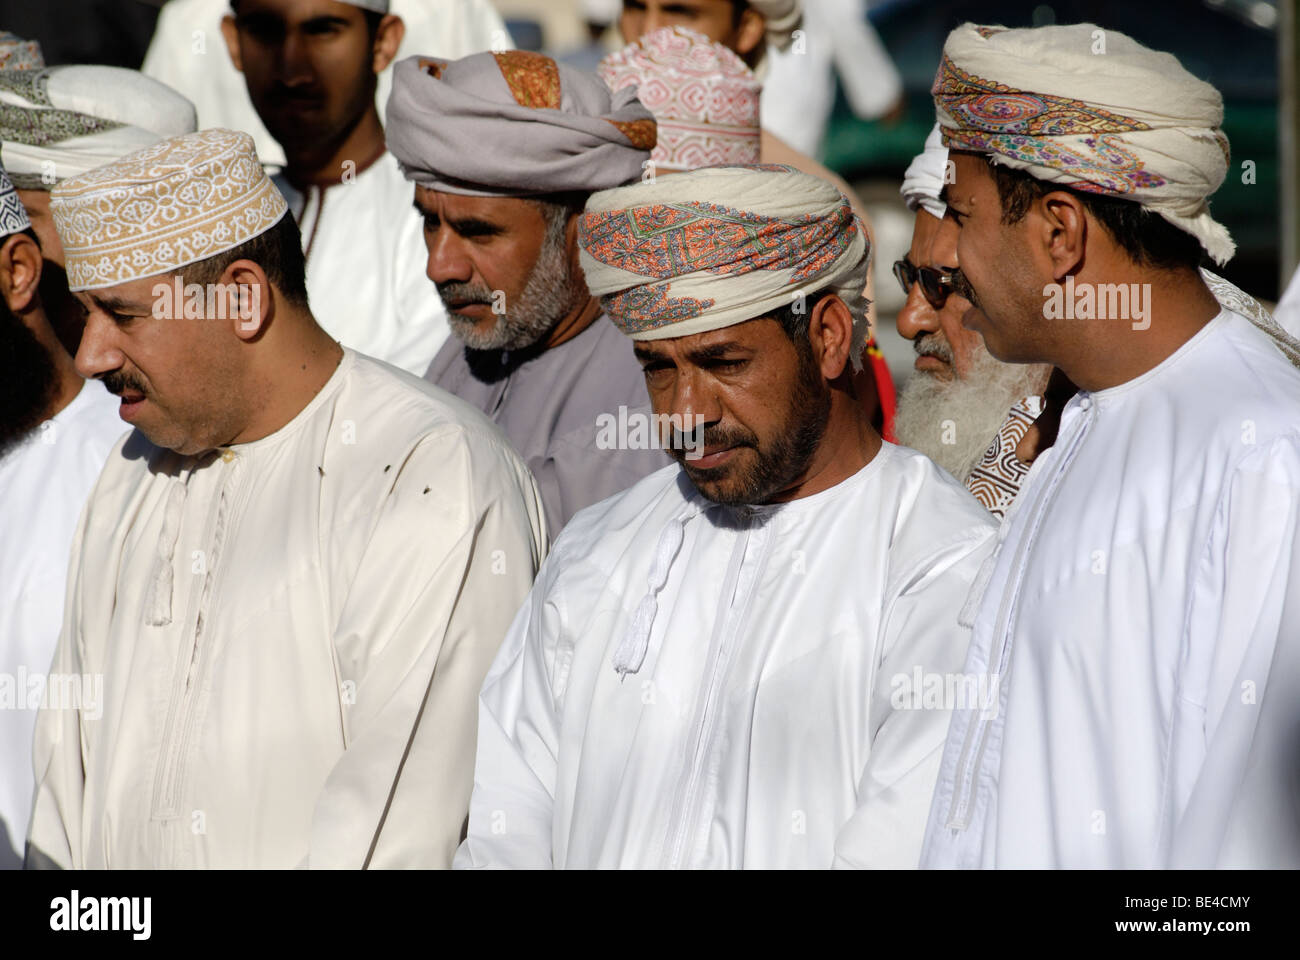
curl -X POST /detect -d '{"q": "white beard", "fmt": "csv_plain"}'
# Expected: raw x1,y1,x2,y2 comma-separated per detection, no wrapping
894,344,1049,483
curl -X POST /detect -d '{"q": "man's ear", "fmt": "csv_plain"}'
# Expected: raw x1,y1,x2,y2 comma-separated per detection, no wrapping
223,260,272,340
733,8,767,58
1038,190,1088,281
0,233,43,313
373,14,405,74
221,14,244,73
809,293,854,380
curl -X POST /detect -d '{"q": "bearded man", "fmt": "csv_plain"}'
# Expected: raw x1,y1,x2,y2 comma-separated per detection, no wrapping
385,50,668,535
455,165,996,869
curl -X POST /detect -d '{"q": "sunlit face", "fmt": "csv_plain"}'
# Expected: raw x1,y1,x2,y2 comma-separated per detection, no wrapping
414,186,583,351
227,0,377,155
620,0,752,52
73,273,250,455
895,209,984,382
633,316,830,505
932,152,1046,364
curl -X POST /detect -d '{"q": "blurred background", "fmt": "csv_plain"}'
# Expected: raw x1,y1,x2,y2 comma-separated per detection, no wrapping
2,0,1294,386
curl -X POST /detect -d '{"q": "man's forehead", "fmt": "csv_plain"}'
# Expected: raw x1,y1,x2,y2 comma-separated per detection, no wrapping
236,0,364,25
78,274,167,307
416,187,535,220
634,317,774,355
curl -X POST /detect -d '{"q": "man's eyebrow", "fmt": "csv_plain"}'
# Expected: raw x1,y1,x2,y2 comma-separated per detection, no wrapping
447,216,503,236
633,345,666,364
684,341,749,364
91,292,146,313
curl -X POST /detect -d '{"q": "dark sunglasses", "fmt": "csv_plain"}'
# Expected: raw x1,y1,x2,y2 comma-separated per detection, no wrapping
892,258,956,309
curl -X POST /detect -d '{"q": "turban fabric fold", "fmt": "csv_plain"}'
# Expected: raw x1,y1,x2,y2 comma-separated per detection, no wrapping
933,22,1234,265
386,51,655,197
579,164,871,368
900,122,948,220
0,65,197,190
0,161,32,238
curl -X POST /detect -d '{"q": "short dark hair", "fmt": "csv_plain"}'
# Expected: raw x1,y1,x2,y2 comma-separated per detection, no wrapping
179,212,310,307
765,287,836,359
987,159,1204,271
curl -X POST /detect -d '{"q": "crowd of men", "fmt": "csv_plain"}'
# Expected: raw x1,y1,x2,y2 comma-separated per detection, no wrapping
1,0,1297,870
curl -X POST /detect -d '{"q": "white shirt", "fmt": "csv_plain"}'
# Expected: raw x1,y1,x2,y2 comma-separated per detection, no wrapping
1275,264,1300,338
760,0,902,155
27,351,547,868
0,381,124,870
921,310,1300,869
275,153,448,375
142,0,511,170
456,444,997,869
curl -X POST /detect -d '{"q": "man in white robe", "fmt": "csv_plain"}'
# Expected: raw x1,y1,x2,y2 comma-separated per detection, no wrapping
26,129,546,869
0,163,124,869
220,0,450,375
919,23,1300,869
456,165,997,869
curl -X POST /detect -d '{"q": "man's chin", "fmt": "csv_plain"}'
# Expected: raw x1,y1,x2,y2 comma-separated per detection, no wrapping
448,314,544,353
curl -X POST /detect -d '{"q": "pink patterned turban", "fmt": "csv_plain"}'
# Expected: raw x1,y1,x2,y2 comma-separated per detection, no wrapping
599,27,761,174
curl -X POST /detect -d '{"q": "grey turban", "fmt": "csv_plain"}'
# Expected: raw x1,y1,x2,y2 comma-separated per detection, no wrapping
386,51,656,197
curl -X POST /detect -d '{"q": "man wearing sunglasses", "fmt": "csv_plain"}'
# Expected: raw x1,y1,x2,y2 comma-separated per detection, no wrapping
891,125,1050,517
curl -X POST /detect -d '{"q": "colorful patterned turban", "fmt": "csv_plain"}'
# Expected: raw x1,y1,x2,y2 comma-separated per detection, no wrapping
599,27,761,174
579,164,871,368
0,65,197,191
0,160,32,239
386,51,656,197
933,22,1234,264
51,129,288,292
0,32,43,72
900,123,948,221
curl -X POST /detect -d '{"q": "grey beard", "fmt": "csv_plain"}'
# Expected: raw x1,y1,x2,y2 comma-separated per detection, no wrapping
893,341,1049,483
443,221,581,352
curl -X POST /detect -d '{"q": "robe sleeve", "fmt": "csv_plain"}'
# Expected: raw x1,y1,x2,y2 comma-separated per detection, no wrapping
832,526,996,869
25,500,94,870
306,426,546,868
1171,433,1300,867
452,541,572,869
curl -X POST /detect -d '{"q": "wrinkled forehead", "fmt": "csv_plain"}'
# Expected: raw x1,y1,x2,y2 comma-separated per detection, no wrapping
632,314,784,359
74,273,171,311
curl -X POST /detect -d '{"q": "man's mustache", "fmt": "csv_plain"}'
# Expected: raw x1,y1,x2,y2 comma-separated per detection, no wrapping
914,333,954,364
101,371,147,397
670,424,758,462
439,282,495,308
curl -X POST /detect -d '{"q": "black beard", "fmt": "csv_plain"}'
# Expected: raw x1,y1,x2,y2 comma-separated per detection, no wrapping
0,298,59,459
676,348,832,506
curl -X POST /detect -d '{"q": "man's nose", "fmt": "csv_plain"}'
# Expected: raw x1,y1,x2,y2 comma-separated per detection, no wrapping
425,228,473,287
277,31,315,88
664,368,721,428
896,281,941,341
74,312,125,381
